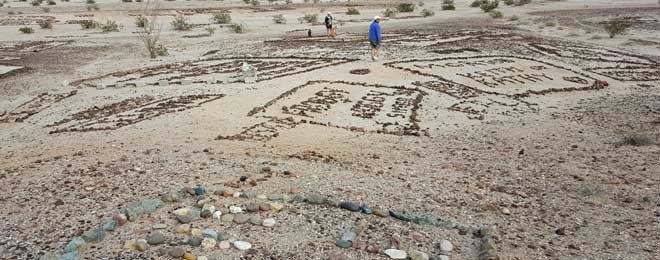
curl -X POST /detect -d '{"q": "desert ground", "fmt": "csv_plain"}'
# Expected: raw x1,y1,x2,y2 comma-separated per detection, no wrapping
1,0,659,259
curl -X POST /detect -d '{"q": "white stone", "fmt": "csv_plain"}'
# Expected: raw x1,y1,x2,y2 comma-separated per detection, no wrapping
256,194,267,200
233,192,241,198
96,83,106,89
158,80,169,86
262,218,276,227
197,257,209,260
440,240,453,252
384,249,407,259
202,204,215,212
201,238,216,249
62,80,69,87
502,207,511,215
409,250,429,260
233,241,252,250
439,256,450,260
181,79,192,85
229,206,243,214
135,81,146,87
173,208,190,216
212,211,222,219
115,83,125,88
218,240,230,249
206,78,216,84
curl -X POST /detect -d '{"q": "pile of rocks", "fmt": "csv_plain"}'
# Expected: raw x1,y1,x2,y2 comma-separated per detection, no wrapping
54,185,499,260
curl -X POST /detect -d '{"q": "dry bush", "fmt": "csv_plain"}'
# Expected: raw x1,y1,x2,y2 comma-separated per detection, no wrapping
272,14,286,24
397,3,415,12
212,12,231,24
38,19,52,29
19,27,34,33
137,0,168,58
346,7,360,15
604,20,631,38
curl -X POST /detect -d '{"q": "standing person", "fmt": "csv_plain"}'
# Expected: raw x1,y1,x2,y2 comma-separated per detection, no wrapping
368,16,382,61
325,12,334,37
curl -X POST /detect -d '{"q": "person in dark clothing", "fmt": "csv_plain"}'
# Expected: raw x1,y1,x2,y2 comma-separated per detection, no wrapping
368,16,382,61
324,12,334,37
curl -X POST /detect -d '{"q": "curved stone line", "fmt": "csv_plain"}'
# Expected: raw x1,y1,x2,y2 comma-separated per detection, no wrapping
56,187,500,260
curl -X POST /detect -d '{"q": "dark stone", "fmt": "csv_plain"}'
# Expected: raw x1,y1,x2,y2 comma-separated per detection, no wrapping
193,185,206,196
389,210,413,222
177,215,194,224
147,232,167,245
187,237,203,247
339,201,360,212
240,176,248,182
359,205,373,215
335,240,352,249
81,228,105,243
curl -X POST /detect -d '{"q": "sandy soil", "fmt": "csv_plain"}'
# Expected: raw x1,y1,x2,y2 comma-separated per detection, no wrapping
1,0,659,260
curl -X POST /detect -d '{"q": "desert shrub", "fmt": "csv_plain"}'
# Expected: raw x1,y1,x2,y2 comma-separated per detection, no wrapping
489,10,503,18
250,0,259,6
544,20,556,27
42,7,50,12
86,0,95,4
272,14,286,24
99,20,121,32
154,44,168,56
397,3,415,12
604,20,630,38
204,26,216,35
441,0,455,10
135,16,148,27
616,134,654,147
418,1,424,6
503,0,514,5
47,0,55,4
301,13,318,23
30,0,42,6
383,8,397,18
38,19,52,29
87,4,99,11
228,23,246,33
242,0,249,3
346,7,360,15
508,15,519,21
19,27,34,33
576,184,602,197
480,0,499,13
515,0,531,6
422,9,435,16
0,3,3,7
122,0,133,2
171,16,192,31
470,0,486,7
285,0,292,3
79,20,97,29
8,11,16,15
212,12,231,24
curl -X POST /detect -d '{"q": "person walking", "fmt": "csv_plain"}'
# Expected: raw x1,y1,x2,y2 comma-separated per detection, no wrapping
368,16,382,61
325,12,334,37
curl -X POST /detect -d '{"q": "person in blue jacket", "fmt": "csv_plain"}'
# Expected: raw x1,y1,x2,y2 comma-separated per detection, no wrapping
368,16,382,61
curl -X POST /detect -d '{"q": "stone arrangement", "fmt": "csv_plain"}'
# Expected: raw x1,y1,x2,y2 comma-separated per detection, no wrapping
54,185,500,260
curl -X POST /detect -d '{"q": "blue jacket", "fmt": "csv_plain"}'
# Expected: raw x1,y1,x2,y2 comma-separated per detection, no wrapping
369,21,381,42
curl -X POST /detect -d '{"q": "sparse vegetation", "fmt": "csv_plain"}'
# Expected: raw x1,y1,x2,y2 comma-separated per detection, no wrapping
508,15,519,21
576,184,602,198
272,14,286,24
38,19,52,29
212,12,231,24
42,7,50,13
137,0,167,58
31,0,42,6
99,20,121,32
19,27,34,34
396,3,415,13
204,26,216,35
489,10,503,18
86,0,95,4
250,0,259,6
47,0,55,5
229,23,246,33
346,7,360,15
515,0,531,6
135,16,148,28
604,20,631,38
79,20,97,29
441,0,455,10
171,16,192,31
87,4,99,11
383,8,397,18
422,9,435,16
300,13,318,23
470,0,486,8
480,0,499,13
503,0,514,5
544,20,556,27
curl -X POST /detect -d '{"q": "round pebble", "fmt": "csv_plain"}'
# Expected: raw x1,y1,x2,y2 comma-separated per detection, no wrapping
191,228,203,237
263,218,276,227
175,224,191,234
234,214,249,224
218,240,231,249
440,240,453,253
173,208,190,216
212,211,222,219
335,240,352,249
229,206,243,213
169,247,186,258
221,214,234,222
146,232,166,245
259,203,271,211
249,216,263,225
384,249,407,259
233,241,252,250
187,237,203,247
201,238,217,249
409,249,429,260
183,252,197,260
